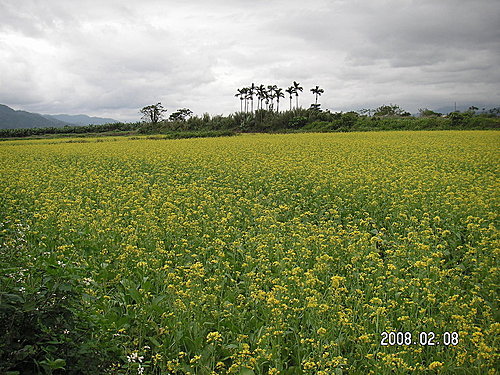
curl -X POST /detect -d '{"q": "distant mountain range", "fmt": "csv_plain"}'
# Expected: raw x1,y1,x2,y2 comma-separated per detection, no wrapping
42,113,118,126
0,104,118,129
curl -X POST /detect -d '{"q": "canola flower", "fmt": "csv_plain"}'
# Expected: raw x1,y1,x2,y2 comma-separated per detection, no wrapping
0,131,498,374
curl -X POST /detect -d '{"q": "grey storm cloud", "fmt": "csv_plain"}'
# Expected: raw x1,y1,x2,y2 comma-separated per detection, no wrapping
0,0,499,121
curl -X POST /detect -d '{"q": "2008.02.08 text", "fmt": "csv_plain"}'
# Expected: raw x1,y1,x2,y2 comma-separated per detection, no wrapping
380,331,459,346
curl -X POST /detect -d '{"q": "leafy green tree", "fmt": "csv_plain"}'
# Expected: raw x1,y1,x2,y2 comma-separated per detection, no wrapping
140,102,167,124
169,108,193,122
288,115,307,128
418,108,442,117
340,111,359,128
374,104,410,117
358,108,374,116
448,111,473,127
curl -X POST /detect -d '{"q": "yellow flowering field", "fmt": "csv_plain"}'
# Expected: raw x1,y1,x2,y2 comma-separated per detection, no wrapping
0,131,498,374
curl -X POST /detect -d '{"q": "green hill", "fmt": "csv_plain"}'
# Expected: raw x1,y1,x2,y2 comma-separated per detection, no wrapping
0,104,70,129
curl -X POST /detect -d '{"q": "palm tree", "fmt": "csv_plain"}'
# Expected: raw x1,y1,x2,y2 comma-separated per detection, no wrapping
286,86,295,110
264,91,270,111
256,84,266,111
275,88,285,112
293,81,303,109
248,83,256,113
242,88,250,112
267,85,278,111
235,88,245,112
239,87,250,113
310,85,324,106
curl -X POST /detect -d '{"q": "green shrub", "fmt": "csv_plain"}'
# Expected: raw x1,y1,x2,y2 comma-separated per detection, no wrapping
288,116,308,129
0,255,120,374
448,112,472,127
339,112,359,128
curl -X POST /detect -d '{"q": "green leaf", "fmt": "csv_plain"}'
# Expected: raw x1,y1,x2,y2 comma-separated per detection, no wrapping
40,358,66,370
1,293,24,303
51,358,67,369
149,336,161,347
151,295,166,305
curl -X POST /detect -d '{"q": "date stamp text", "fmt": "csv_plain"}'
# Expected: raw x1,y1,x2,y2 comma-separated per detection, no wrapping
380,331,459,346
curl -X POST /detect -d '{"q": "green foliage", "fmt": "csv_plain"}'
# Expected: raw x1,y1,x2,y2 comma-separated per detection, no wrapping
288,116,308,129
0,213,119,375
374,104,411,117
169,108,193,122
1,105,499,140
140,103,167,125
448,111,473,127
0,122,141,138
339,111,359,128
485,107,500,117
419,108,442,117
301,120,333,131
0,268,119,373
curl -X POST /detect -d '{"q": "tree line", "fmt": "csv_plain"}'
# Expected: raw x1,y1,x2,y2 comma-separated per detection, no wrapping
235,82,324,113
1,96,499,138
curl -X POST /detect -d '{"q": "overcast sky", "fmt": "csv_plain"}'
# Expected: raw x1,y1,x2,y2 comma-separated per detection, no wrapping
1,0,499,121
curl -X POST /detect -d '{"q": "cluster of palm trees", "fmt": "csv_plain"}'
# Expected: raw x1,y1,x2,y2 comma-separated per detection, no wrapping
235,82,324,113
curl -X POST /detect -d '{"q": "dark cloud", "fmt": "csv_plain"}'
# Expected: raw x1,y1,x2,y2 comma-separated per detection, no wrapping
0,0,498,120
